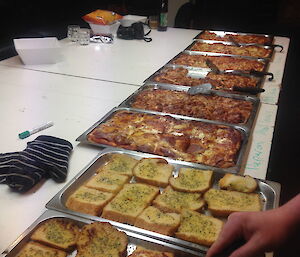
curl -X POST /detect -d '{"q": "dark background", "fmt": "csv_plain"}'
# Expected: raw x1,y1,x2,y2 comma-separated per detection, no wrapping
0,0,299,255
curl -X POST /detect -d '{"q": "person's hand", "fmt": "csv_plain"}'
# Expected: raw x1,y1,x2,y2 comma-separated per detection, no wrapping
206,208,292,257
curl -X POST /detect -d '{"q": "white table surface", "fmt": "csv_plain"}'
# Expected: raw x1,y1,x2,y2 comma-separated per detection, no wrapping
0,28,200,86
0,28,290,254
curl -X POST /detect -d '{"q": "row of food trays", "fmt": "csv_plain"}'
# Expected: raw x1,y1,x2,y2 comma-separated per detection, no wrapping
7,150,280,257
5,29,282,256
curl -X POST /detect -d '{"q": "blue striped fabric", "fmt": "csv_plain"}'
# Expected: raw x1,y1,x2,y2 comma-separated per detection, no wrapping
0,136,73,192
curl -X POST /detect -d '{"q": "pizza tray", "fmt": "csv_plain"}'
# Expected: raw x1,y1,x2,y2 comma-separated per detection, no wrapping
185,40,275,60
193,30,274,45
168,50,271,74
76,107,250,173
45,149,281,256
3,209,201,257
118,82,260,131
143,64,265,95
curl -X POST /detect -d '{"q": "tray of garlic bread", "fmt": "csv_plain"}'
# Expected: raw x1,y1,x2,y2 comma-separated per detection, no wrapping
3,209,200,257
45,148,281,255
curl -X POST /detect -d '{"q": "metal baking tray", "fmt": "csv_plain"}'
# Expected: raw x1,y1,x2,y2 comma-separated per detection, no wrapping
76,107,250,173
143,64,265,95
185,40,274,60
46,149,281,256
3,209,200,257
169,50,270,74
118,82,260,131
194,30,274,46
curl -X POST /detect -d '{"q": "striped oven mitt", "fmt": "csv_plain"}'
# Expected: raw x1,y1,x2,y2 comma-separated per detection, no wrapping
0,135,73,192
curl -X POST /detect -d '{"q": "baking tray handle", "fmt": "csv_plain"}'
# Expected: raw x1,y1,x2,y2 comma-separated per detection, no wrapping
250,70,274,81
272,44,284,52
233,86,265,95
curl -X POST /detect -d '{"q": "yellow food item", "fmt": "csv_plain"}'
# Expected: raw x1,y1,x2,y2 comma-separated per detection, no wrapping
66,186,114,216
219,173,258,193
77,222,128,257
17,241,67,257
85,171,130,193
153,186,204,213
176,209,223,246
133,158,174,187
102,183,159,225
169,168,213,193
134,206,180,236
30,218,79,251
204,188,261,217
129,247,174,257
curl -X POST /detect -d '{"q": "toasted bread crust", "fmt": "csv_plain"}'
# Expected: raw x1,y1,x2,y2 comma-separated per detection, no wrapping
129,247,174,257
102,183,160,225
66,186,114,216
169,168,213,193
77,222,128,257
97,153,138,176
85,171,130,193
17,241,67,257
153,186,204,213
219,174,258,193
133,158,174,188
30,218,79,252
176,209,223,246
204,188,261,217
134,206,180,236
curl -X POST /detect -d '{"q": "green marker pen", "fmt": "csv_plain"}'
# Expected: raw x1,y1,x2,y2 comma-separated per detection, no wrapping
18,121,54,139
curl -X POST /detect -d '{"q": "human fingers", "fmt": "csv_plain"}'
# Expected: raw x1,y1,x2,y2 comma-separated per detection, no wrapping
229,235,265,257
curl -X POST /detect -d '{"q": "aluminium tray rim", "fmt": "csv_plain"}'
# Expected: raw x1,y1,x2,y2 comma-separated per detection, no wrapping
45,148,281,255
3,209,203,257
193,30,274,45
118,82,260,131
167,50,270,74
143,64,265,95
76,106,250,173
185,40,274,60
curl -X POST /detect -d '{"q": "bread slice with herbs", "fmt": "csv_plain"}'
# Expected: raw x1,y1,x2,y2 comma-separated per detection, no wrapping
133,158,174,187
204,188,261,217
102,183,160,225
169,168,213,193
17,241,67,257
97,153,138,177
77,222,128,257
153,186,205,213
85,171,130,193
176,209,223,246
129,246,174,257
219,173,258,193
30,218,79,251
134,206,180,236
66,186,114,216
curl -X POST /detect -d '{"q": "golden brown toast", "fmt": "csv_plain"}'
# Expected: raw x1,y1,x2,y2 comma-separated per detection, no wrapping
17,241,67,257
204,188,261,217
102,183,160,225
97,153,138,176
176,209,223,246
153,186,205,213
77,222,128,257
133,158,174,187
65,186,114,216
169,168,213,193
134,206,180,236
219,173,258,193
85,171,130,193
129,246,174,257
30,218,79,251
